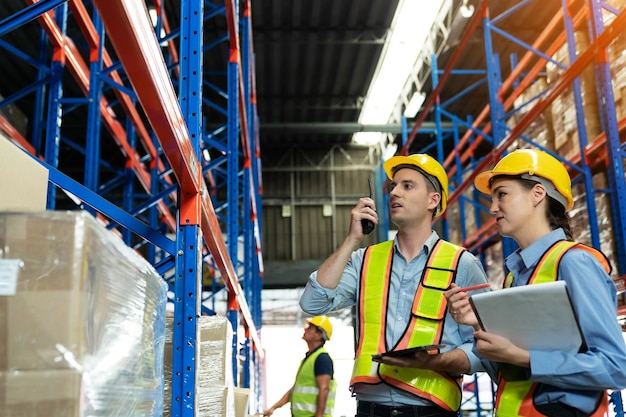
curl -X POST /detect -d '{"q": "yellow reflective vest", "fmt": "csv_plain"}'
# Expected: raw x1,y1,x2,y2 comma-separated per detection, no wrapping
350,239,465,411
291,347,336,417
495,240,611,417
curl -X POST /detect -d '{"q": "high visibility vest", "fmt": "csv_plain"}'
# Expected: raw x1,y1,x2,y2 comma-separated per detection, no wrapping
495,240,611,417
350,239,465,411
291,347,337,417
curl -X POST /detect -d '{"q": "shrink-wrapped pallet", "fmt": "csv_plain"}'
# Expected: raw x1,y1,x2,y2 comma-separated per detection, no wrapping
0,211,168,416
164,315,236,417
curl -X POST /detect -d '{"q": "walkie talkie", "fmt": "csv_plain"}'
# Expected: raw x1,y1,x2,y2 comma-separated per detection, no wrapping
361,178,375,235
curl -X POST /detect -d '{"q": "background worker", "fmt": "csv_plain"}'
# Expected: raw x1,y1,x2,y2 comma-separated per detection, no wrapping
262,315,336,417
446,149,626,416
300,154,490,417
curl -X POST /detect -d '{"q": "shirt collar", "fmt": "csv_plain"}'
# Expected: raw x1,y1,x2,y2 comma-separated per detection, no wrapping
392,230,440,256
306,344,324,358
505,228,567,275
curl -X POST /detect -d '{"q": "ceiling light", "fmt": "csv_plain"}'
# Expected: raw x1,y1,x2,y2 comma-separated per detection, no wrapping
403,91,426,118
353,132,384,147
353,0,445,145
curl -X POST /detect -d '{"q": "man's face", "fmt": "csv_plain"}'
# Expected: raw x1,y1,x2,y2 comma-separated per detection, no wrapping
303,323,322,343
388,168,440,227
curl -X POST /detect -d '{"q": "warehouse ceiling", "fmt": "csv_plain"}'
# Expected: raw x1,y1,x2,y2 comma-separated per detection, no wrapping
0,0,563,178
250,0,562,158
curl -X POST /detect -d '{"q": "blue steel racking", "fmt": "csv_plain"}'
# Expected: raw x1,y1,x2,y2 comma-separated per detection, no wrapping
398,0,626,414
0,0,263,415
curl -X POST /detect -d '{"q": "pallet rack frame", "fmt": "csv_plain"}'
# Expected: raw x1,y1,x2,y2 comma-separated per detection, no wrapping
0,0,264,415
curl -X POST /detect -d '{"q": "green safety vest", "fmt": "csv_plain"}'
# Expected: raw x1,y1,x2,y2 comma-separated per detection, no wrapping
350,239,465,411
291,347,336,417
495,240,610,417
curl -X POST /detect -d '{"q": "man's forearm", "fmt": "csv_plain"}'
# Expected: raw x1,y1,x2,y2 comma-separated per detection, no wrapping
314,388,330,417
427,348,471,374
316,235,360,289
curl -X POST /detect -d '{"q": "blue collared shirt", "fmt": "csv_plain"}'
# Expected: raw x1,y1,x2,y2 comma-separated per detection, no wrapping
299,231,489,406
491,228,626,413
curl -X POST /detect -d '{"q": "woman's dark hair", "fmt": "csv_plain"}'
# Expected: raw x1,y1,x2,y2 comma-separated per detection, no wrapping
517,177,574,240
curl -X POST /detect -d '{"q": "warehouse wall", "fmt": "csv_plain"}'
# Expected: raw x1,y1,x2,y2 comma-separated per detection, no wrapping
261,145,381,287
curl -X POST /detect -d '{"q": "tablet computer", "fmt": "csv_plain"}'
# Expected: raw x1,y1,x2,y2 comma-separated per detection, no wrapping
371,344,446,360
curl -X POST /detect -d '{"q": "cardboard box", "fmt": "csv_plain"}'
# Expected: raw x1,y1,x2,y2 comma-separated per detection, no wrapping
234,387,250,417
0,369,82,417
0,136,48,212
0,366,167,417
0,211,168,371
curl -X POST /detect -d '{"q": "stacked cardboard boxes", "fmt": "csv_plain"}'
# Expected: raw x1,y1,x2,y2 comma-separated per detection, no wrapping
0,211,168,416
605,0,626,121
546,30,602,160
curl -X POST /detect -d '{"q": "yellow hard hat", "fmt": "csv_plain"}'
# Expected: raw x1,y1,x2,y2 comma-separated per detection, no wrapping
306,316,333,341
474,149,573,210
383,153,449,216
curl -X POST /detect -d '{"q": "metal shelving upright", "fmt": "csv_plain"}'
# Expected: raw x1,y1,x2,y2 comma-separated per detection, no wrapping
0,0,264,415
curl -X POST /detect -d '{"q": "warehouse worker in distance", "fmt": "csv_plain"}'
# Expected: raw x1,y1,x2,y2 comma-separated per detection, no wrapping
300,154,490,416
446,149,626,416
262,315,336,417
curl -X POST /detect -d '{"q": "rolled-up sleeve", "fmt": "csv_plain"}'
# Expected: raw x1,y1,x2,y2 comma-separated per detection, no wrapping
299,248,364,315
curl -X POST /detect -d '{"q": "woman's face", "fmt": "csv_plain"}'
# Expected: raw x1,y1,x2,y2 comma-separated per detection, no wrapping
489,178,537,240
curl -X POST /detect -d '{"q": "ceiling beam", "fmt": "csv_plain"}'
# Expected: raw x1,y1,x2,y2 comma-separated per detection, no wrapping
258,121,455,134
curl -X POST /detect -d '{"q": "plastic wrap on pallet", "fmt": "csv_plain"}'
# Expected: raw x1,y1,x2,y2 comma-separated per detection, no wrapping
164,315,236,417
0,211,168,417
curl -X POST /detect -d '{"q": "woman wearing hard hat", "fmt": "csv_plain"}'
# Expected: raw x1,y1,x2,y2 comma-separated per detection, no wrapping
446,149,626,417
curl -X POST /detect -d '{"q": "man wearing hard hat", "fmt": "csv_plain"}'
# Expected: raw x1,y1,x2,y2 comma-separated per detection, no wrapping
300,154,490,416
262,316,336,417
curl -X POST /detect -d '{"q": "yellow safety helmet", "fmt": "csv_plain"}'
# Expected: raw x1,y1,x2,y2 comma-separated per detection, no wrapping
383,153,449,216
474,149,573,210
306,316,333,341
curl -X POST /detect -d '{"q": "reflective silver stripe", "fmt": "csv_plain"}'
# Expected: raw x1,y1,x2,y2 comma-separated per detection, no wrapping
292,403,317,412
292,386,319,395
292,403,335,415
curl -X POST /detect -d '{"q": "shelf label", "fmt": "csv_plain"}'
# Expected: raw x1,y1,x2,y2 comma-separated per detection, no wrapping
0,259,21,296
